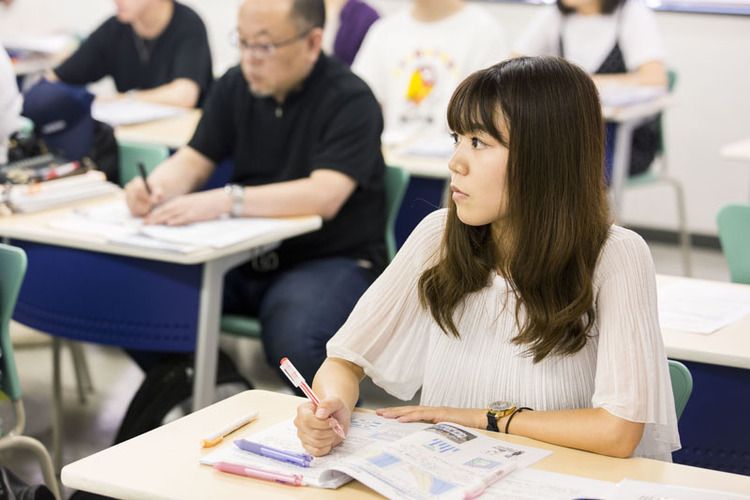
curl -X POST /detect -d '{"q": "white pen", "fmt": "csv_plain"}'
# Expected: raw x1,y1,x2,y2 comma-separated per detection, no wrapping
463,461,518,499
201,410,259,448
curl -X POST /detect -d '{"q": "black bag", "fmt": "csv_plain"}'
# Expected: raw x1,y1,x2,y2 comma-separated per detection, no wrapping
113,351,252,444
0,465,54,500
89,121,119,185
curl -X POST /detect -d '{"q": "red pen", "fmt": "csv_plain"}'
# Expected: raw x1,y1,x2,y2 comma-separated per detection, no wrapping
213,461,303,486
279,357,347,440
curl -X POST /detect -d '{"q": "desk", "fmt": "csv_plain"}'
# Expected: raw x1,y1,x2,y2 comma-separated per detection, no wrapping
61,389,750,499
721,138,750,162
656,274,750,474
114,109,202,149
0,193,321,413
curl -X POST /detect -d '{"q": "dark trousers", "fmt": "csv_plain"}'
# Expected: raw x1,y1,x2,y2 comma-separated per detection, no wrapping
223,256,375,385
130,256,374,389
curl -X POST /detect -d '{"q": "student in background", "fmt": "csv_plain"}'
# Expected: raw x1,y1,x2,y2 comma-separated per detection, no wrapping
352,0,508,146
294,57,680,461
322,0,379,66
125,0,386,385
50,0,212,108
514,0,667,177
0,48,21,164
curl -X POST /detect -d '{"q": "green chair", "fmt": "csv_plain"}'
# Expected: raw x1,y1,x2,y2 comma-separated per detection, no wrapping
623,70,692,276
0,244,61,499
221,165,411,340
717,203,750,284
117,140,170,186
668,359,693,420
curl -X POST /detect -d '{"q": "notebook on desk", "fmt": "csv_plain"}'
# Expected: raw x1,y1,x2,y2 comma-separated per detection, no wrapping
3,171,119,213
200,414,550,499
49,200,302,254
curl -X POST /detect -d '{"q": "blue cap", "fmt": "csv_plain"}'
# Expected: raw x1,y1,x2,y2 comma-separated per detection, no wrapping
22,80,95,161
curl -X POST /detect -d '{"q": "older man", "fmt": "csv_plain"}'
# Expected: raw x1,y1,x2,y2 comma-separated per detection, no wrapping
125,0,386,384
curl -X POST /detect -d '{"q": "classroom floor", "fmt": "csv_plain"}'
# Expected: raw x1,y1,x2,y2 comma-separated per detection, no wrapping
1,241,731,498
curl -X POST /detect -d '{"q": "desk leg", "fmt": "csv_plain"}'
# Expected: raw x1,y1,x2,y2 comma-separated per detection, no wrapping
609,120,635,217
192,248,274,411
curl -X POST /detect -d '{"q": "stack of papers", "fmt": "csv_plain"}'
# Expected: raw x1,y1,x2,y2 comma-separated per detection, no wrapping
49,201,304,254
5,171,119,213
92,99,187,126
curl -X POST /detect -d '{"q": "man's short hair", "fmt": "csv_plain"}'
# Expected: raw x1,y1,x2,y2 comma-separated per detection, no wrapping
290,0,325,30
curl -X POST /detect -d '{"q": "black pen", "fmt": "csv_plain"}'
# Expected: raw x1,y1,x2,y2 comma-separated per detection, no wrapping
137,161,152,195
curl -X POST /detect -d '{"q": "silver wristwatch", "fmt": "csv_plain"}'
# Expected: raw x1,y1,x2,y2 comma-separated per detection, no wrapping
224,183,245,217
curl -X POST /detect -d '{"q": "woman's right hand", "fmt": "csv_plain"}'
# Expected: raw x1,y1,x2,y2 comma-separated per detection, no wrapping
294,397,351,457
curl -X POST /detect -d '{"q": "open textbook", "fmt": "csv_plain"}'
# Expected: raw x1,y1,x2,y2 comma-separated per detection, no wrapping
49,200,310,253
201,413,551,499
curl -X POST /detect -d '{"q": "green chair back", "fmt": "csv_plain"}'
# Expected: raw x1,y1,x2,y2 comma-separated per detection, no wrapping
117,141,170,187
668,359,693,420
221,166,411,339
717,203,750,284
384,165,410,261
0,244,28,402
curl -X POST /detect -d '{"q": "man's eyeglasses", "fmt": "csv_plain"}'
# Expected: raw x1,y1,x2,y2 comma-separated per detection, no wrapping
229,28,312,59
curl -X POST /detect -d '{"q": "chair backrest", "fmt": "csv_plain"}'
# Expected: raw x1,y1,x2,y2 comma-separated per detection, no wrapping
668,359,693,420
384,166,410,261
717,203,750,284
117,141,170,187
0,244,27,402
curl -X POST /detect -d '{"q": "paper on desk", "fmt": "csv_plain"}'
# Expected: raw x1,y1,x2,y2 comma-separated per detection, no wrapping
658,281,750,334
200,414,429,489
401,134,454,158
483,468,616,499
1,33,72,54
51,200,304,253
92,99,186,126
612,478,750,500
598,84,667,108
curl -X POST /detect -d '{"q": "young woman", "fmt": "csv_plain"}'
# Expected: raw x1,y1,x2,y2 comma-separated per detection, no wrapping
515,0,668,178
293,57,680,461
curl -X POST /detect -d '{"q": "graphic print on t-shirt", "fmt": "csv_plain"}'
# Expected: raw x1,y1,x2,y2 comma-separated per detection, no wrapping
396,48,459,127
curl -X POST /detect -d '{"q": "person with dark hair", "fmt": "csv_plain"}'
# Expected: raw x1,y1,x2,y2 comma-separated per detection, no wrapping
50,0,212,108
293,56,680,461
515,0,667,178
322,0,379,66
124,0,386,386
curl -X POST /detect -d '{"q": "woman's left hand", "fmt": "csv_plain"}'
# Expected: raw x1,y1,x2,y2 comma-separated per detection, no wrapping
376,406,485,429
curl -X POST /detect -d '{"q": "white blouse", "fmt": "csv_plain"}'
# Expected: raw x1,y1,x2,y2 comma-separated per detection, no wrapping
328,210,680,461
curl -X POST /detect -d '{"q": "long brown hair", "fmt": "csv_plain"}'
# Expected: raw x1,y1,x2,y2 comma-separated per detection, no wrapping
418,57,610,362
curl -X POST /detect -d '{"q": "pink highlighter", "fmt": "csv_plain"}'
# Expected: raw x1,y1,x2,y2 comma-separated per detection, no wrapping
279,357,347,440
214,461,303,486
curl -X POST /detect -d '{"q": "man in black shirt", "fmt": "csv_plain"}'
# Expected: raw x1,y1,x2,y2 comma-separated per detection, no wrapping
51,0,212,108
125,0,386,383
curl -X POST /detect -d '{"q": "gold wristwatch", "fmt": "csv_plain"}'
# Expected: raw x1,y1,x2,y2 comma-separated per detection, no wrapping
486,401,516,432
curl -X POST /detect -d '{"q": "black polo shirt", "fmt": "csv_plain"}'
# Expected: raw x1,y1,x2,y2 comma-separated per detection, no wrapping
189,54,387,273
55,1,212,105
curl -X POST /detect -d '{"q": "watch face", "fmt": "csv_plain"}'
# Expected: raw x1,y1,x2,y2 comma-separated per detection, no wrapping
488,401,513,412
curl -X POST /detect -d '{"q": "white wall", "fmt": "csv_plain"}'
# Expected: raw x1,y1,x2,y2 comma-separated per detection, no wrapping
2,0,749,236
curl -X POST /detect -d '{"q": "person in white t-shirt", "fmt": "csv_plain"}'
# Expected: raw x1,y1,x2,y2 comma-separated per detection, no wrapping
352,0,508,146
293,57,680,462
0,48,22,164
515,0,667,177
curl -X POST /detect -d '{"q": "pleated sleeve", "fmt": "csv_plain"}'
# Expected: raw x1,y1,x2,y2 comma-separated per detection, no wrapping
592,227,681,459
